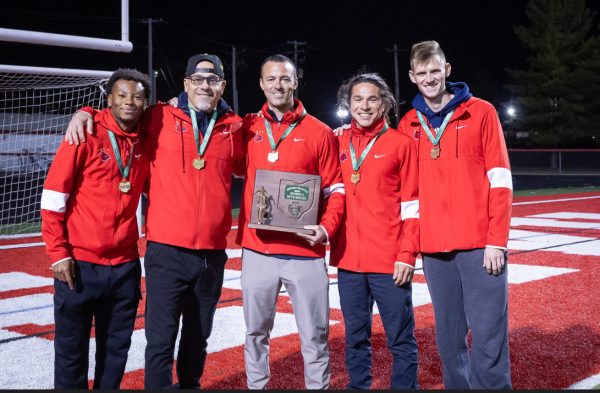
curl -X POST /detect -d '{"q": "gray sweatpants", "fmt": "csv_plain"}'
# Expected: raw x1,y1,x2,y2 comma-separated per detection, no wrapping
423,248,512,389
241,248,331,389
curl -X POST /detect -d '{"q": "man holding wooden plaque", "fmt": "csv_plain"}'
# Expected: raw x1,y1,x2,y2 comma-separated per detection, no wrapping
236,54,345,389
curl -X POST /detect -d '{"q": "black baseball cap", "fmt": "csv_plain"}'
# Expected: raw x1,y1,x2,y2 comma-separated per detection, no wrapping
185,53,225,79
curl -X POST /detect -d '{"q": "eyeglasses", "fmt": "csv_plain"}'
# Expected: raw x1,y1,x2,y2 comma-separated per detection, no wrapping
186,76,223,86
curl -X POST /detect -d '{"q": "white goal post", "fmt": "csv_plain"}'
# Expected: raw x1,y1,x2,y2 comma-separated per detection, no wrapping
0,65,113,238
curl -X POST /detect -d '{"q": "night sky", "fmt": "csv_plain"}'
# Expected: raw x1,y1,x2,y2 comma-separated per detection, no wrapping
2,0,599,127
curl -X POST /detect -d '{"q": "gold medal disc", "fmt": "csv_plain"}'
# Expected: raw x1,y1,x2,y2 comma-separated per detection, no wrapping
193,158,205,170
431,146,440,159
350,173,360,184
119,180,131,193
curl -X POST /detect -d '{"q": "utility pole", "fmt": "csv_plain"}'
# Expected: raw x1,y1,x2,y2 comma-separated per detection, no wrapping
286,40,306,98
144,18,162,104
386,44,407,119
231,45,239,114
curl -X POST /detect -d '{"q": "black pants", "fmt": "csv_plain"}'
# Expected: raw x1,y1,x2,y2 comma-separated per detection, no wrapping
53,259,141,389
143,241,227,389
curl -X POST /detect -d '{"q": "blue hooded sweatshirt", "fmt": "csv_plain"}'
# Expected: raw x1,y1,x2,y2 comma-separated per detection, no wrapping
411,82,472,128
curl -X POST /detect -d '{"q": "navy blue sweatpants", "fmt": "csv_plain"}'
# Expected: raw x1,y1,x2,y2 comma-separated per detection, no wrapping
338,269,418,390
53,259,141,389
143,241,227,389
423,248,512,389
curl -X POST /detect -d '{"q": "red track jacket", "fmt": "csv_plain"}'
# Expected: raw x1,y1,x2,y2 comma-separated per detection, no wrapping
329,118,420,273
399,97,513,253
80,103,245,250
41,108,149,266
236,100,345,257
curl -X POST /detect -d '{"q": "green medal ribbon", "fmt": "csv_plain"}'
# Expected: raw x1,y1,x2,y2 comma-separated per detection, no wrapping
189,105,218,158
349,123,389,171
107,131,135,180
264,109,307,152
416,110,455,146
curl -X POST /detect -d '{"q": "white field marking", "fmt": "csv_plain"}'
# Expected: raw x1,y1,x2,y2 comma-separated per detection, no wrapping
0,242,45,250
513,195,600,206
0,304,336,388
569,372,600,389
511,217,600,229
0,272,52,292
508,229,600,256
327,282,432,314
506,264,578,284
0,293,54,328
529,212,600,220
4,199,600,249
0,332,54,388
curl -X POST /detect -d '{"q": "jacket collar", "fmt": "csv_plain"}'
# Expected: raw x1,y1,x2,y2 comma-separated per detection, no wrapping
407,97,474,125
261,99,306,124
97,108,140,139
350,116,388,137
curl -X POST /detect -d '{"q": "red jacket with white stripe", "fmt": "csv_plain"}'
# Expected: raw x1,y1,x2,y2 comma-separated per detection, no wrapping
329,118,420,273
236,100,345,258
80,103,245,250
398,97,512,253
41,108,149,265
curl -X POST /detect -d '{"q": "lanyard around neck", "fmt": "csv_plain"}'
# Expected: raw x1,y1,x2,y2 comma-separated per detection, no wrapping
264,109,307,151
189,104,218,158
107,131,135,180
416,110,454,146
349,123,389,171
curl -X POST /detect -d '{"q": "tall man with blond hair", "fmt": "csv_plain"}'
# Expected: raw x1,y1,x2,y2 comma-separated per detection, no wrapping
398,40,513,389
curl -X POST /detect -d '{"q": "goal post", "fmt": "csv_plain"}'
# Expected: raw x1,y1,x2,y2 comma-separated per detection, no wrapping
0,65,112,238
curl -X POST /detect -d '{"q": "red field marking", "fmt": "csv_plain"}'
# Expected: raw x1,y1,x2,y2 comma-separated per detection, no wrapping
0,285,53,300
1,193,600,389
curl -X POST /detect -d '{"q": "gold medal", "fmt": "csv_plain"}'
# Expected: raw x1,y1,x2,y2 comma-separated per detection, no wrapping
119,180,131,193
351,173,360,184
268,151,279,163
193,157,205,170
431,146,440,159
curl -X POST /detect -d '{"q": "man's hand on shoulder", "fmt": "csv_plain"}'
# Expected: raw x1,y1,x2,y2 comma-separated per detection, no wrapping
332,123,350,137
65,111,94,145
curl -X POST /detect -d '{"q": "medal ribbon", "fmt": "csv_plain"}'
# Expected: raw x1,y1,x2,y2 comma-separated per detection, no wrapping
264,109,307,152
416,110,455,146
349,123,389,171
189,105,218,158
108,131,135,180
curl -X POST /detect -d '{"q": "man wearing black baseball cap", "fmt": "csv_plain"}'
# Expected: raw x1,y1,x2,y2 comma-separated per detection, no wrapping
64,53,246,389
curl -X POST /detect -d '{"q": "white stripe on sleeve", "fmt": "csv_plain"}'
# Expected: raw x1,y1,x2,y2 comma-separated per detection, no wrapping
400,200,419,220
487,167,513,189
323,182,345,198
40,189,70,213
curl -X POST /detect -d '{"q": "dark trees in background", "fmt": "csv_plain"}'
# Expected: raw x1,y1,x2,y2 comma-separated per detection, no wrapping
506,0,600,148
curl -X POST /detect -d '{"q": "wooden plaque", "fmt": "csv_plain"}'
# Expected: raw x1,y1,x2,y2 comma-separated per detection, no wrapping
248,169,321,235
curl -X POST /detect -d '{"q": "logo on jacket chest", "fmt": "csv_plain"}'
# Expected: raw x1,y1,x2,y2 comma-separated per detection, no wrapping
175,121,188,134
253,130,264,143
339,150,348,162
412,128,421,140
99,147,111,162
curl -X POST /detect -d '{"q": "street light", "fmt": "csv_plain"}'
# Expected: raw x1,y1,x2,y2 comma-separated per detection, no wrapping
506,106,516,118
336,108,348,118
336,107,349,126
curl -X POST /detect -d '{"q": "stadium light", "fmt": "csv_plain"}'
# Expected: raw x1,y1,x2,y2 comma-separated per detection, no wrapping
336,108,348,118
506,106,516,118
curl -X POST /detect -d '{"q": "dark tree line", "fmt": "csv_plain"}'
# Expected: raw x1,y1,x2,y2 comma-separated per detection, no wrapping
507,0,600,148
